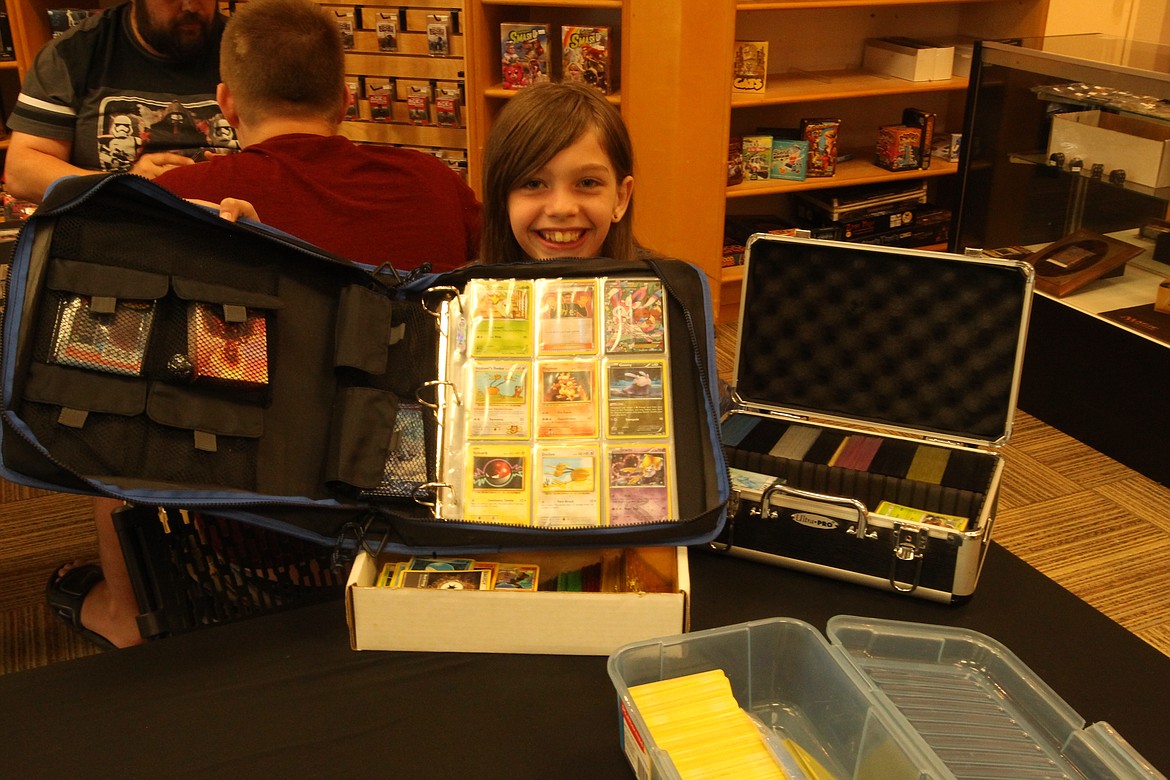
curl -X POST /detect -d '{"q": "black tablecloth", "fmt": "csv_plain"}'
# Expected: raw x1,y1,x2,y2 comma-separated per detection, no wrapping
2,543,1167,778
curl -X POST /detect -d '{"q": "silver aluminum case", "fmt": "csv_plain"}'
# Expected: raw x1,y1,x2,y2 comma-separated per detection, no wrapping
713,234,1034,603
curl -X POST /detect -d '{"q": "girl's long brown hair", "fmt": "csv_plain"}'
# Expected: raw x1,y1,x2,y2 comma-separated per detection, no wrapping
480,82,636,264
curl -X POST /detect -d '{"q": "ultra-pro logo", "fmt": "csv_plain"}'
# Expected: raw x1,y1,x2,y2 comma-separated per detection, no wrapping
791,512,838,531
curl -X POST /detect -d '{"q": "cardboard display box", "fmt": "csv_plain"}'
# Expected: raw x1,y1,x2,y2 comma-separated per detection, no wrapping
863,37,954,82
346,547,689,655
1048,109,1170,189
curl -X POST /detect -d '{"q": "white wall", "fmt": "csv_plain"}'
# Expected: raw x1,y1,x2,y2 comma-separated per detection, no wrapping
1045,0,1170,43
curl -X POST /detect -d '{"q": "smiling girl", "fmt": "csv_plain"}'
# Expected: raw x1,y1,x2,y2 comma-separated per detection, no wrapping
480,81,644,264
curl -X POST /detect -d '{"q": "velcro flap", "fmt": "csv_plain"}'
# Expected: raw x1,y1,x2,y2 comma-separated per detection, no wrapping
89,296,117,315
326,386,398,489
24,363,147,416
222,303,248,323
47,259,169,301
171,276,284,310
334,284,394,374
57,408,90,429
147,383,264,438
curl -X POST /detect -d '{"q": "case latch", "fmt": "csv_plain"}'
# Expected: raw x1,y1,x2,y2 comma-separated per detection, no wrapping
889,523,930,593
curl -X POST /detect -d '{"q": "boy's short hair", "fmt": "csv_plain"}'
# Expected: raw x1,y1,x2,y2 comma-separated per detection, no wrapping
481,82,637,264
220,0,345,125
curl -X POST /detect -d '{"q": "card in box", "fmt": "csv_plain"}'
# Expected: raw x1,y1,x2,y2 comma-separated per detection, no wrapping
373,10,399,52
713,234,1033,603
609,616,1161,779
331,7,355,50
1048,109,1170,189
347,547,689,654
426,13,451,57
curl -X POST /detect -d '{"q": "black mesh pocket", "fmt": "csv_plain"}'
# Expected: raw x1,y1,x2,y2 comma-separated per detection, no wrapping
34,261,170,378
17,400,150,478
360,402,434,500
139,424,259,491
144,384,263,490
374,300,441,397
17,364,150,478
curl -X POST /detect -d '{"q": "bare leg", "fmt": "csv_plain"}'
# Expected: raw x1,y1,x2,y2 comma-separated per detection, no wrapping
57,497,146,648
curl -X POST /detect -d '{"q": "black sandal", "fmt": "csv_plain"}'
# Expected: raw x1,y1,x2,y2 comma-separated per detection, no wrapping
45,564,117,650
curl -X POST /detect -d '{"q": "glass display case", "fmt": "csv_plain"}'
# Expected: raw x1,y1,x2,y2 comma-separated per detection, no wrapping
954,35,1170,251
952,35,1170,487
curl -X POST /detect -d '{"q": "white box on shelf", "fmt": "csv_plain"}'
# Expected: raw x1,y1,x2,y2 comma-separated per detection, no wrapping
346,546,689,655
863,38,954,82
1048,109,1170,189
927,35,976,77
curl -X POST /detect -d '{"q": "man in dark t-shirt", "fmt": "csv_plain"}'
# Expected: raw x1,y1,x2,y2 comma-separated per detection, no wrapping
4,0,231,203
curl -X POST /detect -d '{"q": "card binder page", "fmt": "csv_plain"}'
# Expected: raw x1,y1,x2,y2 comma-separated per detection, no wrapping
435,276,678,528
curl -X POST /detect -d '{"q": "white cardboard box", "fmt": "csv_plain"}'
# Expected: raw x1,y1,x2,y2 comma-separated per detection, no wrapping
1048,109,1170,189
346,546,689,655
863,38,955,82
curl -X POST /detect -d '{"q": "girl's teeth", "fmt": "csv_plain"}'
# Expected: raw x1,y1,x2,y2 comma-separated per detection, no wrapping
544,230,581,243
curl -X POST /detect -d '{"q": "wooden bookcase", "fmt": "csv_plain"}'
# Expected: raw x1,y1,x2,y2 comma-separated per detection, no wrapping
464,0,1051,322
717,0,1052,321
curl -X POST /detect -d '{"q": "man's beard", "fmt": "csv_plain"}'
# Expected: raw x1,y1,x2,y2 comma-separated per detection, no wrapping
135,2,216,60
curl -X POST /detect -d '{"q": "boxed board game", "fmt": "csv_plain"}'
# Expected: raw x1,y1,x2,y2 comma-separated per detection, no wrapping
347,546,688,654
562,25,614,95
732,40,768,94
609,616,1162,778
902,107,936,169
769,138,807,181
712,234,1033,602
500,22,550,90
795,179,928,223
800,118,840,177
741,135,772,180
875,124,923,171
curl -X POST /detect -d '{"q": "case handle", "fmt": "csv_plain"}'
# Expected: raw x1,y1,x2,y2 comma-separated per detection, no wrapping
762,483,873,540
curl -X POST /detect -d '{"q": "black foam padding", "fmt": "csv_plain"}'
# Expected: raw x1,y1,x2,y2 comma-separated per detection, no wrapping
736,237,1029,442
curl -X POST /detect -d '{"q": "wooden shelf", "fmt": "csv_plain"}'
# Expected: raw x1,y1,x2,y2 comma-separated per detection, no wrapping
727,157,958,198
738,0,1009,9
484,84,621,104
340,121,468,148
732,70,967,107
481,0,621,6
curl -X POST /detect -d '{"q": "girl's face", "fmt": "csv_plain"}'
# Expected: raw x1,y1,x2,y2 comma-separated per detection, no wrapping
507,129,633,260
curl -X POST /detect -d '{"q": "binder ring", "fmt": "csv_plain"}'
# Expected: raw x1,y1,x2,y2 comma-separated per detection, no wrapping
416,379,459,409
421,285,459,317
413,482,450,513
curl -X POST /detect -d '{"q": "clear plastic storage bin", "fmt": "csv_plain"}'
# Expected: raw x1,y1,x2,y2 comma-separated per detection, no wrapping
607,616,1163,780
